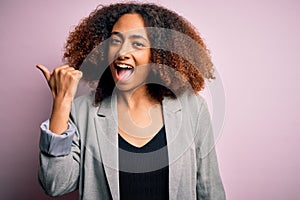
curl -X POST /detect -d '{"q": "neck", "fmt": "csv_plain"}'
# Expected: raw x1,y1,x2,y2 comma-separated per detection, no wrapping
116,85,156,109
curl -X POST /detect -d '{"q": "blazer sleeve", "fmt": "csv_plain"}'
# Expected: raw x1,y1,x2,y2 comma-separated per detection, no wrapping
195,96,226,200
38,103,80,197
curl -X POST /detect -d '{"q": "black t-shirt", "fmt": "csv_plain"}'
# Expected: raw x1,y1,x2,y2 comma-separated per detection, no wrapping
118,126,169,200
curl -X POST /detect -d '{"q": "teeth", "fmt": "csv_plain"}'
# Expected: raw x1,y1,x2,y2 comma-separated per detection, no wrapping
117,64,133,69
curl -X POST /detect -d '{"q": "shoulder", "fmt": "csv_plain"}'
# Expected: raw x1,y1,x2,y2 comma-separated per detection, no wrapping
72,92,98,114
163,91,209,125
74,91,95,105
177,91,208,114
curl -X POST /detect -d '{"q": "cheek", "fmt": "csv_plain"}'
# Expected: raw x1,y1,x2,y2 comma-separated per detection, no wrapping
136,50,151,64
137,67,151,80
108,47,118,63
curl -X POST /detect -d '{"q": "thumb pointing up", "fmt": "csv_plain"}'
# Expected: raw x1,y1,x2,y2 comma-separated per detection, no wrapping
36,64,51,82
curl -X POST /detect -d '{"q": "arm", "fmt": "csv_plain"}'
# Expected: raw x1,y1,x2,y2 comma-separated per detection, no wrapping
195,97,226,200
36,64,82,134
38,112,80,196
36,64,82,196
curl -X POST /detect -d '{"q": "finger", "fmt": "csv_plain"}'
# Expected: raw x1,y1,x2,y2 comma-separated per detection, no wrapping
56,64,72,70
75,70,83,80
53,65,71,74
36,64,51,81
69,70,83,81
64,67,76,73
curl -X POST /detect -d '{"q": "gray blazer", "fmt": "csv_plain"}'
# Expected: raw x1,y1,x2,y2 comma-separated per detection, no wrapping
38,91,226,200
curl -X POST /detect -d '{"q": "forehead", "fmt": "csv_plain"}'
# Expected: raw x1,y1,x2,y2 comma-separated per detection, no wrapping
112,13,147,36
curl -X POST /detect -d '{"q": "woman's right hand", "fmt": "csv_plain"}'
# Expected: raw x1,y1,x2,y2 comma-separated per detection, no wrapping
36,64,82,134
36,64,82,101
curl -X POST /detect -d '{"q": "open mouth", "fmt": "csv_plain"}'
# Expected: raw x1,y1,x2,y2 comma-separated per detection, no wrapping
115,64,134,81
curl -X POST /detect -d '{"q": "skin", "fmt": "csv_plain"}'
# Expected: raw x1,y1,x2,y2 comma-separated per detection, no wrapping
37,13,164,147
108,15,151,93
36,64,82,134
109,14,164,147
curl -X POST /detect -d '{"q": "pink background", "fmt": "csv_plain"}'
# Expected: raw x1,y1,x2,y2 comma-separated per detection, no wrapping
1,0,299,199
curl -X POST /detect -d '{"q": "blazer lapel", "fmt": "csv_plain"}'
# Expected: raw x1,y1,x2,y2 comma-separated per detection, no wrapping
93,94,185,200
162,97,184,200
94,94,119,200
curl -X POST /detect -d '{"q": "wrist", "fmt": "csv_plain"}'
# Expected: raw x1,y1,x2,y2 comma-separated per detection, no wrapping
53,95,73,105
49,97,73,134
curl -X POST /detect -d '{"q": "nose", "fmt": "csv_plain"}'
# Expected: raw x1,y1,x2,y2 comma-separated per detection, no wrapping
117,42,133,60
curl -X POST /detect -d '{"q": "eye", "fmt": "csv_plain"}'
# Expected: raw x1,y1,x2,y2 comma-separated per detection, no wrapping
110,37,122,45
133,41,146,48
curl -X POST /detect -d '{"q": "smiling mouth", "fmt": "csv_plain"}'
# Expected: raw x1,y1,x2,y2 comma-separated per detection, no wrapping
115,64,134,81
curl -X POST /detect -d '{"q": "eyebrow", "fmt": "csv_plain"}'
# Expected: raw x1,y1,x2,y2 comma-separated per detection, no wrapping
110,31,149,42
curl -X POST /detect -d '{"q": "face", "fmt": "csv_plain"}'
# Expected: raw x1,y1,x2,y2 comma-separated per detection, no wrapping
108,13,151,92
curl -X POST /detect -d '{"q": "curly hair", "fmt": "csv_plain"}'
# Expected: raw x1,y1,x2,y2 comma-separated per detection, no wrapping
63,2,215,105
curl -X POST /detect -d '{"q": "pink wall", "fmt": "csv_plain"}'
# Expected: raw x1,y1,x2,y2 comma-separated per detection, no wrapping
1,0,299,199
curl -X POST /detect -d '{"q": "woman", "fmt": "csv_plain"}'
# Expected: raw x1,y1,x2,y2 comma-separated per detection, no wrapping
37,2,226,200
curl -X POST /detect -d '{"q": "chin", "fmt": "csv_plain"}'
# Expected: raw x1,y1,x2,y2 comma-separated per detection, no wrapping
114,82,147,93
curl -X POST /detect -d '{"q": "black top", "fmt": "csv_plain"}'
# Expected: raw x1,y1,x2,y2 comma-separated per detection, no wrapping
118,126,169,200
